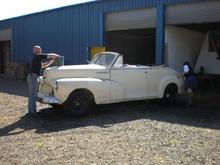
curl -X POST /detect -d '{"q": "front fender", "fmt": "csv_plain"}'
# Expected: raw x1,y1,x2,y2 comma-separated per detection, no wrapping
159,76,184,98
53,78,111,104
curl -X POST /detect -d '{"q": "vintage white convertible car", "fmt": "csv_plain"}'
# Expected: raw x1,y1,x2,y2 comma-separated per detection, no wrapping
38,52,183,116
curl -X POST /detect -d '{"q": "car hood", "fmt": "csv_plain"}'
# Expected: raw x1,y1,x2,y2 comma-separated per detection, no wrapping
43,64,109,81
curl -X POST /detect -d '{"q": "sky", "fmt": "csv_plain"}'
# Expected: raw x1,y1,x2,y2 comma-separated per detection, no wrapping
0,0,94,21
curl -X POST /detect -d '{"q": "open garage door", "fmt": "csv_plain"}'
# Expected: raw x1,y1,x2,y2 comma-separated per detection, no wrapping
0,28,11,75
105,8,156,31
165,1,220,77
166,1,220,25
105,8,156,65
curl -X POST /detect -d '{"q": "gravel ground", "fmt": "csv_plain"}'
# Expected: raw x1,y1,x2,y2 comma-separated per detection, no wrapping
0,77,220,165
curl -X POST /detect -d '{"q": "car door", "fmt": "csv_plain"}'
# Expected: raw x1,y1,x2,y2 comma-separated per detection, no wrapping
110,65,148,101
145,66,163,97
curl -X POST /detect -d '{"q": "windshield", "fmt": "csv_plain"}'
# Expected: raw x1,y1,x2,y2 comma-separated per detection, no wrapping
90,53,116,66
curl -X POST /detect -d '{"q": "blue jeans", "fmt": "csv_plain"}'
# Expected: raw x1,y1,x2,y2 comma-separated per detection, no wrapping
27,74,38,113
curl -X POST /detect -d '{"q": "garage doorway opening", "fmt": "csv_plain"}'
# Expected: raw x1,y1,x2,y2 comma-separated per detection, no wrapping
105,28,156,65
179,23,220,75
165,1,220,74
0,41,11,75
104,7,156,65
178,23,220,33
0,28,11,76
165,22,220,73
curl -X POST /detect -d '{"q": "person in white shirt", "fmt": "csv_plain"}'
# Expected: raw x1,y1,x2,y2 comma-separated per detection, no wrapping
178,61,198,107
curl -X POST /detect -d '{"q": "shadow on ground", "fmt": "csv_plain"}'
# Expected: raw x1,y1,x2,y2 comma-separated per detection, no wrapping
0,96,220,137
0,78,28,97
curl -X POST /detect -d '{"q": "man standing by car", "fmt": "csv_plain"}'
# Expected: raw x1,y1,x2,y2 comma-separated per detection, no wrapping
27,45,60,115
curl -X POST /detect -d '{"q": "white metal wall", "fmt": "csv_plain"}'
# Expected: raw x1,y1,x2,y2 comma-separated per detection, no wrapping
165,26,205,72
166,1,220,25
195,33,220,75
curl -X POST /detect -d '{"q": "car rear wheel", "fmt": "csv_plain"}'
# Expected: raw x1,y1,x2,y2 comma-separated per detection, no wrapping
63,91,93,117
162,84,178,106
50,104,63,109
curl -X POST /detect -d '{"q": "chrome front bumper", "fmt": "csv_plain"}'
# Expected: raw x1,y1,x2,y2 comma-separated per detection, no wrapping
37,93,60,104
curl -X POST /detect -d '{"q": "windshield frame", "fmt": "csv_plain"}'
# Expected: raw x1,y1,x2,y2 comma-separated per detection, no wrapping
90,52,119,67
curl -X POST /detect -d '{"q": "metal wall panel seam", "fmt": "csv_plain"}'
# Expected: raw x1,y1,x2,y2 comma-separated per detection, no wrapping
156,2,165,64
99,12,104,46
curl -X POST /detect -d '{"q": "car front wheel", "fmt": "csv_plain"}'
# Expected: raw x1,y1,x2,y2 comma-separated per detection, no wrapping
63,91,93,117
162,84,178,106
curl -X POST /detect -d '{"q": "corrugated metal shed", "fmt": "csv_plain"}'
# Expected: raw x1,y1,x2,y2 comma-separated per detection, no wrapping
0,0,209,64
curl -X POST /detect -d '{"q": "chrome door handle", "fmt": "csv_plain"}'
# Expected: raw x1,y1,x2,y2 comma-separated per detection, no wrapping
96,71,109,74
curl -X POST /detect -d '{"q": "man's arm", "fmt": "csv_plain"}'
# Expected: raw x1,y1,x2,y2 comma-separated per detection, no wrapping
47,53,60,59
178,72,185,78
41,53,60,68
42,59,56,68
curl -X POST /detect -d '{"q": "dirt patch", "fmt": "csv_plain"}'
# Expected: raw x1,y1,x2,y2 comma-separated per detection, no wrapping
0,77,220,165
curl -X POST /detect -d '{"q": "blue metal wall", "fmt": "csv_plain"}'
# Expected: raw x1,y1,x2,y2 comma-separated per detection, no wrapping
0,0,207,64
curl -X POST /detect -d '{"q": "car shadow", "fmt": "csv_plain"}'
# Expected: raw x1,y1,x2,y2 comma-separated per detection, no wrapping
0,97,219,137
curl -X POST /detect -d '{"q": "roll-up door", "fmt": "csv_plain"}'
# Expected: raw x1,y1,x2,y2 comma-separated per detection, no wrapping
166,1,220,25
0,29,11,41
105,8,156,31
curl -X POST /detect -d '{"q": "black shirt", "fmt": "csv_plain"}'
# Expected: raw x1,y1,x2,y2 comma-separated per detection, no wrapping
30,53,48,76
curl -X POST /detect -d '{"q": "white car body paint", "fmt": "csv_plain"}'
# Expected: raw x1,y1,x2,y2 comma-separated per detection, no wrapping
38,52,184,105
